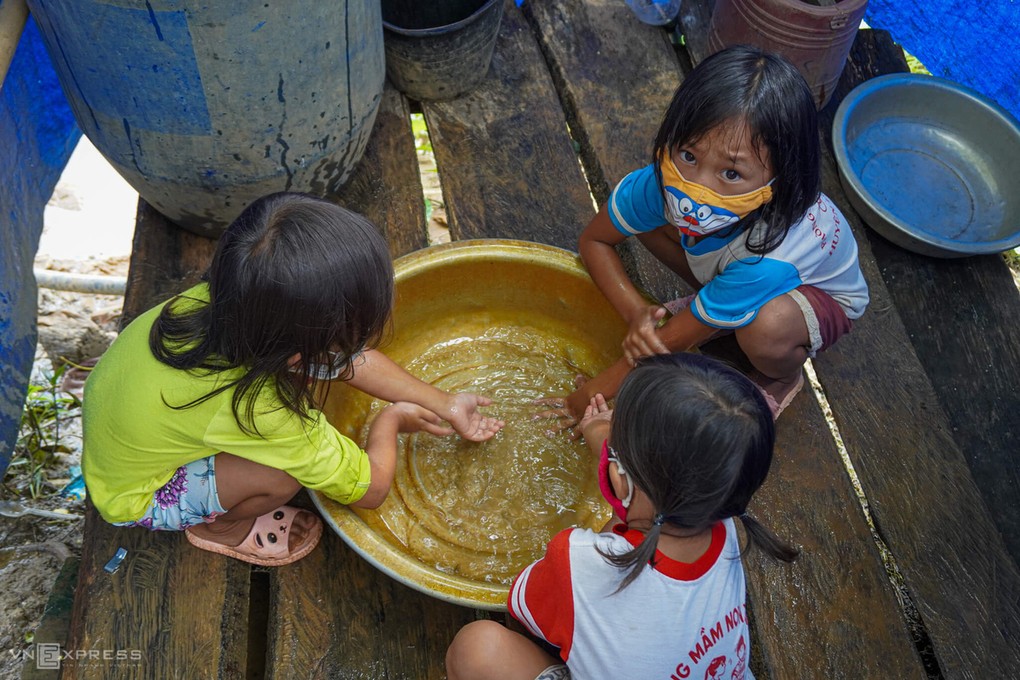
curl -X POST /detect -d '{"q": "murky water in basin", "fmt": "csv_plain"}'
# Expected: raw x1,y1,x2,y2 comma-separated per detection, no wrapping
344,325,612,585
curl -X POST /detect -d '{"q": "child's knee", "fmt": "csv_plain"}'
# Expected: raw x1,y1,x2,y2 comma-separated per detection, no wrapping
446,620,507,678
214,453,301,502
739,298,810,358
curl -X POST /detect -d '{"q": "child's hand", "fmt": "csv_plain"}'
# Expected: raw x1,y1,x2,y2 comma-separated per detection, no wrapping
578,393,612,442
533,380,590,441
623,304,669,365
532,396,577,438
442,393,505,442
383,402,455,437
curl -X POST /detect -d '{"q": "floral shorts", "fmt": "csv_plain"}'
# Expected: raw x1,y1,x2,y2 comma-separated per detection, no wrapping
114,456,226,531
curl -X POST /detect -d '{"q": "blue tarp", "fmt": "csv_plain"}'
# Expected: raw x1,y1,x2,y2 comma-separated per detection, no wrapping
0,17,81,474
865,0,1020,121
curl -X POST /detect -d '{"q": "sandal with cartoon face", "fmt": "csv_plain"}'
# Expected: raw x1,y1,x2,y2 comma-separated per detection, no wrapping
759,371,805,421
185,505,323,566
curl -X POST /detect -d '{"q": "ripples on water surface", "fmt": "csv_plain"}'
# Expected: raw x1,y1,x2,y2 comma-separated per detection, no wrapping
350,325,612,585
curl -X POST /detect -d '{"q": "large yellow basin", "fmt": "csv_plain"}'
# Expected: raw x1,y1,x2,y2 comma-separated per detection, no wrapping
309,239,626,610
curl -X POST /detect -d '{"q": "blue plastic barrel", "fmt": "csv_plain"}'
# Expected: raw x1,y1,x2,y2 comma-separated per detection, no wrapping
25,1,385,237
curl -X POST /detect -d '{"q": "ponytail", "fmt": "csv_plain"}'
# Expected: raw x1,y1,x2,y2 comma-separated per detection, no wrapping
598,523,665,594
736,513,798,563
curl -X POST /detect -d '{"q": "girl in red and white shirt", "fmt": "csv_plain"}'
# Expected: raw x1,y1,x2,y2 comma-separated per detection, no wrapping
447,353,797,680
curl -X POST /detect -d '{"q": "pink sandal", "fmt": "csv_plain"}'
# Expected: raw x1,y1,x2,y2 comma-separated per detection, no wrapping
759,372,805,421
663,293,697,316
185,505,323,566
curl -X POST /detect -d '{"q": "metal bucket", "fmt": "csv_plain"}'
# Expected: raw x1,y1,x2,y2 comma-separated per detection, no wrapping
25,1,385,237
708,0,869,109
382,0,504,101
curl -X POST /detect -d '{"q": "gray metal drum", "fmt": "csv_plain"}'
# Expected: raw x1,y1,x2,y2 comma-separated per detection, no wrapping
708,0,869,110
26,1,385,237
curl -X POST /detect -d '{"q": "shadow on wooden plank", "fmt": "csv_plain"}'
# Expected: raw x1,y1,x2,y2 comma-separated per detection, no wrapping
522,0,683,203
121,201,217,327
334,83,429,259
523,0,690,309
866,236,1020,561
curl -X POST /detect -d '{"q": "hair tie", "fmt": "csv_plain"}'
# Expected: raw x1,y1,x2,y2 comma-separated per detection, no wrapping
653,514,666,527
738,512,750,522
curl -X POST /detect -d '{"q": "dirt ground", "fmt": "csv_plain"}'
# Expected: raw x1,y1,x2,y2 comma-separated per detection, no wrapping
0,279,124,679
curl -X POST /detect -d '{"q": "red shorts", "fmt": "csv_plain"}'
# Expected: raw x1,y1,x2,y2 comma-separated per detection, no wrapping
787,284,853,356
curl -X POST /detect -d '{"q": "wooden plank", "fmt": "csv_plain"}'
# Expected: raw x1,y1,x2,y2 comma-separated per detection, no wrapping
870,243,1020,560
522,0,682,203
744,392,925,679
421,0,594,250
334,83,429,258
529,1,925,677
268,531,476,680
266,77,477,679
819,29,1020,565
62,506,251,679
67,83,428,680
523,0,689,304
120,200,217,327
677,0,714,63
810,29,1020,677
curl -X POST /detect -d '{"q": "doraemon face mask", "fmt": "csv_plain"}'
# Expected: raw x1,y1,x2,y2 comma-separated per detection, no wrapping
659,155,773,238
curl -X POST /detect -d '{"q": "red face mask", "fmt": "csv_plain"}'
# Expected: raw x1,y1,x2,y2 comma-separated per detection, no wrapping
598,440,634,522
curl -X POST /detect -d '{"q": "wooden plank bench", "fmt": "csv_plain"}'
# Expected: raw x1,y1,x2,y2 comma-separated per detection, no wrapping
48,1,1020,678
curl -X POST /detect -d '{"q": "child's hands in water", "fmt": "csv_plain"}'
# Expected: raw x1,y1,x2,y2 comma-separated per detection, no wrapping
532,375,588,439
578,393,612,442
442,393,505,442
623,303,669,365
384,402,456,437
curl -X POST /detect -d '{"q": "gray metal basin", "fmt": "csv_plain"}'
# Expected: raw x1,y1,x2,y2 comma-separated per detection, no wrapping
833,73,1020,258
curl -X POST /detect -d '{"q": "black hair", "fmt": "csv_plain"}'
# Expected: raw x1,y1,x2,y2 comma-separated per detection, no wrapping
653,45,820,254
149,191,394,434
601,352,798,591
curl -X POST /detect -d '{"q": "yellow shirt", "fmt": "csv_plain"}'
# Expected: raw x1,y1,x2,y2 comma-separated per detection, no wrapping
82,284,371,523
